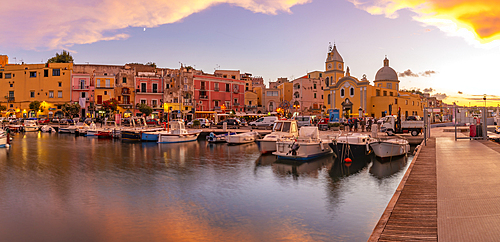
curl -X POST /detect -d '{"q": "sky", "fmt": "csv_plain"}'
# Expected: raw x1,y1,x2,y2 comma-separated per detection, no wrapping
2,0,500,106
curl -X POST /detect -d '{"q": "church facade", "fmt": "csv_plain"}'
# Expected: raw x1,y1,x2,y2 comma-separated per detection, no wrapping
323,45,424,119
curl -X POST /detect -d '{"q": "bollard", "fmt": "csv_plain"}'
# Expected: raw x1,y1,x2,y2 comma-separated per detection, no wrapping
371,124,378,138
223,122,227,132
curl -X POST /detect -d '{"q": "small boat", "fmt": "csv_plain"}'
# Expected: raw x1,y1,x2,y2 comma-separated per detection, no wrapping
330,133,373,162
141,131,161,142
256,119,298,154
158,121,201,143
40,125,56,133
226,131,259,145
24,120,39,132
58,126,73,133
96,129,113,138
121,117,148,141
370,138,410,158
86,123,99,136
206,132,237,143
273,126,332,160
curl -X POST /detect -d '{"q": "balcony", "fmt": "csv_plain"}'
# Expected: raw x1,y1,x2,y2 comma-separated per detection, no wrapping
74,85,90,90
214,87,219,92
233,103,240,106
214,107,221,111
200,86,206,91
7,97,15,102
183,102,193,106
233,89,239,93
200,95,208,99
136,89,161,94
95,85,114,89
119,101,132,106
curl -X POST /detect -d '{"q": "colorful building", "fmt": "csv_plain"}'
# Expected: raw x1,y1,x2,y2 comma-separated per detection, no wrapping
134,71,164,118
0,55,73,118
291,75,325,116
71,73,93,117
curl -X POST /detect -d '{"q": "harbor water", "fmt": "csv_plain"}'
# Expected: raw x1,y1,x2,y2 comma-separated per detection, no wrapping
0,132,413,241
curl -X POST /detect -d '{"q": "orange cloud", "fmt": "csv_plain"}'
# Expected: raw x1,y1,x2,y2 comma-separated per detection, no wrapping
0,0,310,50
349,0,500,44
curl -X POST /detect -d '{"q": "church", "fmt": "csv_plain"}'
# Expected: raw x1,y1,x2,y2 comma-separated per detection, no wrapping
323,45,424,119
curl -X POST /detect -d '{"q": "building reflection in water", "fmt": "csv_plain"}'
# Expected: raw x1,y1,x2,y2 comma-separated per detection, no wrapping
369,156,408,179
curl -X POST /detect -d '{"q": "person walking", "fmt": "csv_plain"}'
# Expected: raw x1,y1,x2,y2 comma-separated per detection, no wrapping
353,118,359,132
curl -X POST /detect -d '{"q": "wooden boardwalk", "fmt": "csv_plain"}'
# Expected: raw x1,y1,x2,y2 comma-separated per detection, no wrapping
369,137,437,241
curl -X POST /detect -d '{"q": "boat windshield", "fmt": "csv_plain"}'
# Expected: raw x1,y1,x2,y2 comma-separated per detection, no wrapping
281,122,291,132
273,122,282,132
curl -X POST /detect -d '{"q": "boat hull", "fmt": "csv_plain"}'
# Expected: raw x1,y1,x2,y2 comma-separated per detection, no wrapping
158,133,199,143
121,130,142,141
24,126,39,132
256,139,277,154
226,133,257,145
370,141,410,158
141,132,159,142
274,141,332,160
330,142,371,162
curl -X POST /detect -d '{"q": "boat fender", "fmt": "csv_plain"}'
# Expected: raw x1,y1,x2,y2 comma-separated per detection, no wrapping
344,158,352,163
320,141,325,151
291,142,300,156
366,143,370,152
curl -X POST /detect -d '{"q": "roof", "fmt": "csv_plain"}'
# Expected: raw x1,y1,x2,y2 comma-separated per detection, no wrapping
375,57,398,82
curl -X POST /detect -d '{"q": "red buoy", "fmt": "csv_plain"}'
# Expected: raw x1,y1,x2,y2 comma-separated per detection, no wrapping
344,158,352,163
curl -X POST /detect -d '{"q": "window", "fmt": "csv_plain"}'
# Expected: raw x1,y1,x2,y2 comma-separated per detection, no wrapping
141,83,147,92
141,99,146,104
58,91,62,98
0,73,2,78
81,92,86,98
383,91,387,96
248,101,252,105
80,79,85,89
412,101,415,106
314,84,317,89
321,95,323,99
5,73,11,79
44,69,48,77
319,73,322,77
232,75,236,79
52,69,60,76
49,91,54,98
395,98,398,104
118,96,121,101
58,82,62,87
152,83,158,93
9,84,13,87
405,100,408,105
30,71,36,78
226,84,230,92
105,79,110,87
122,77,126,83
314,93,317,98
267,91,278,96
234,98,238,104
214,100,219,107
214,83,219,91
10,104,13,108
152,100,157,107
390,92,393,96
341,89,345,97
104,91,107,95
376,90,380,96
57,105,62,109
96,79,101,88
327,94,331,104
30,91,35,98
326,77,329,86
350,88,354,96
387,83,392,89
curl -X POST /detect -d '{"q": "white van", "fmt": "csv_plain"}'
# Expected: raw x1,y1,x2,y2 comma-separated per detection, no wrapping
294,116,313,127
249,116,278,127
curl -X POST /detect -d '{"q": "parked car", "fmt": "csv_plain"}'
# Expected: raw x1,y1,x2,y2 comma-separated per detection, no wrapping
249,116,278,126
51,118,60,123
217,119,241,126
187,118,211,128
39,118,51,124
318,118,329,131
294,116,313,127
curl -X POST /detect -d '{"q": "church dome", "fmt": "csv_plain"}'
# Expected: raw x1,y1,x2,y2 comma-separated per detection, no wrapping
375,57,398,81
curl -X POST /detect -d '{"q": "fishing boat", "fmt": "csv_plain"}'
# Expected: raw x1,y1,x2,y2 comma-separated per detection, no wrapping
256,119,298,154
226,131,259,145
330,133,373,162
23,120,39,132
158,120,201,143
96,129,113,138
121,118,148,141
273,126,332,160
141,129,165,142
370,138,410,158
206,132,233,143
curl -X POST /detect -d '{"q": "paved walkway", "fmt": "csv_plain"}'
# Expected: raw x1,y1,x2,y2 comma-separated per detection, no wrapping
370,128,500,241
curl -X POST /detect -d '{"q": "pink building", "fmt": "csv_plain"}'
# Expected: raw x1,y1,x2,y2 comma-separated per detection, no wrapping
194,74,245,114
134,72,164,117
292,76,325,115
71,73,94,117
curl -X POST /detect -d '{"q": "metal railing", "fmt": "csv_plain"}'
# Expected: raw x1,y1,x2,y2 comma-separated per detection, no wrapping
136,89,161,93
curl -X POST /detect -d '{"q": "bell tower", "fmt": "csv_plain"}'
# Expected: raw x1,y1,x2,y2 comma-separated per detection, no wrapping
324,43,344,87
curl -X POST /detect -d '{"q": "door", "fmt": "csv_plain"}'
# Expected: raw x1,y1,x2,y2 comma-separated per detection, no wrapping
97,95,102,104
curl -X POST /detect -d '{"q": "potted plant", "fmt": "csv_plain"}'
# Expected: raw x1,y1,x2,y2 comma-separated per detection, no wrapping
192,119,201,128
329,122,341,131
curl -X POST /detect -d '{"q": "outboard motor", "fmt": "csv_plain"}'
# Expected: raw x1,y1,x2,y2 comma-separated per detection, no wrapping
290,142,300,156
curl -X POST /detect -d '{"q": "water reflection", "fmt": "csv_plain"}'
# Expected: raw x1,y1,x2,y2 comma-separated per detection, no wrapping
0,133,413,241
369,156,408,178
329,155,371,181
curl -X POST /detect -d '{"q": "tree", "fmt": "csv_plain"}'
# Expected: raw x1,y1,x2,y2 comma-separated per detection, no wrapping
102,98,118,114
0,105,6,112
29,101,44,117
47,50,74,63
62,102,81,118
138,103,153,117
145,62,157,68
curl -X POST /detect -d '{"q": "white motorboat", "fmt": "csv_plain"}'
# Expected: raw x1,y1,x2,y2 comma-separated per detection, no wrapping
256,120,299,154
206,132,237,143
158,121,201,143
0,129,8,148
226,131,259,145
40,125,56,133
23,120,39,132
330,133,373,162
370,138,410,158
273,126,332,160
86,122,99,136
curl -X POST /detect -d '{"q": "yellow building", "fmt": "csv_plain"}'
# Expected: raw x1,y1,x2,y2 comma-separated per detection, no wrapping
0,55,73,118
322,47,425,118
94,75,115,107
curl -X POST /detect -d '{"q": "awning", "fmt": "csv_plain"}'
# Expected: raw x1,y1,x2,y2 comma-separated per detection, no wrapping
196,111,217,114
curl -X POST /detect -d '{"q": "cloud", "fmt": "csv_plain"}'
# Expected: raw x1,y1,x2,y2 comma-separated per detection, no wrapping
423,88,434,93
349,0,500,44
432,93,447,100
420,70,436,77
0,0,310,50
398,69,418,77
